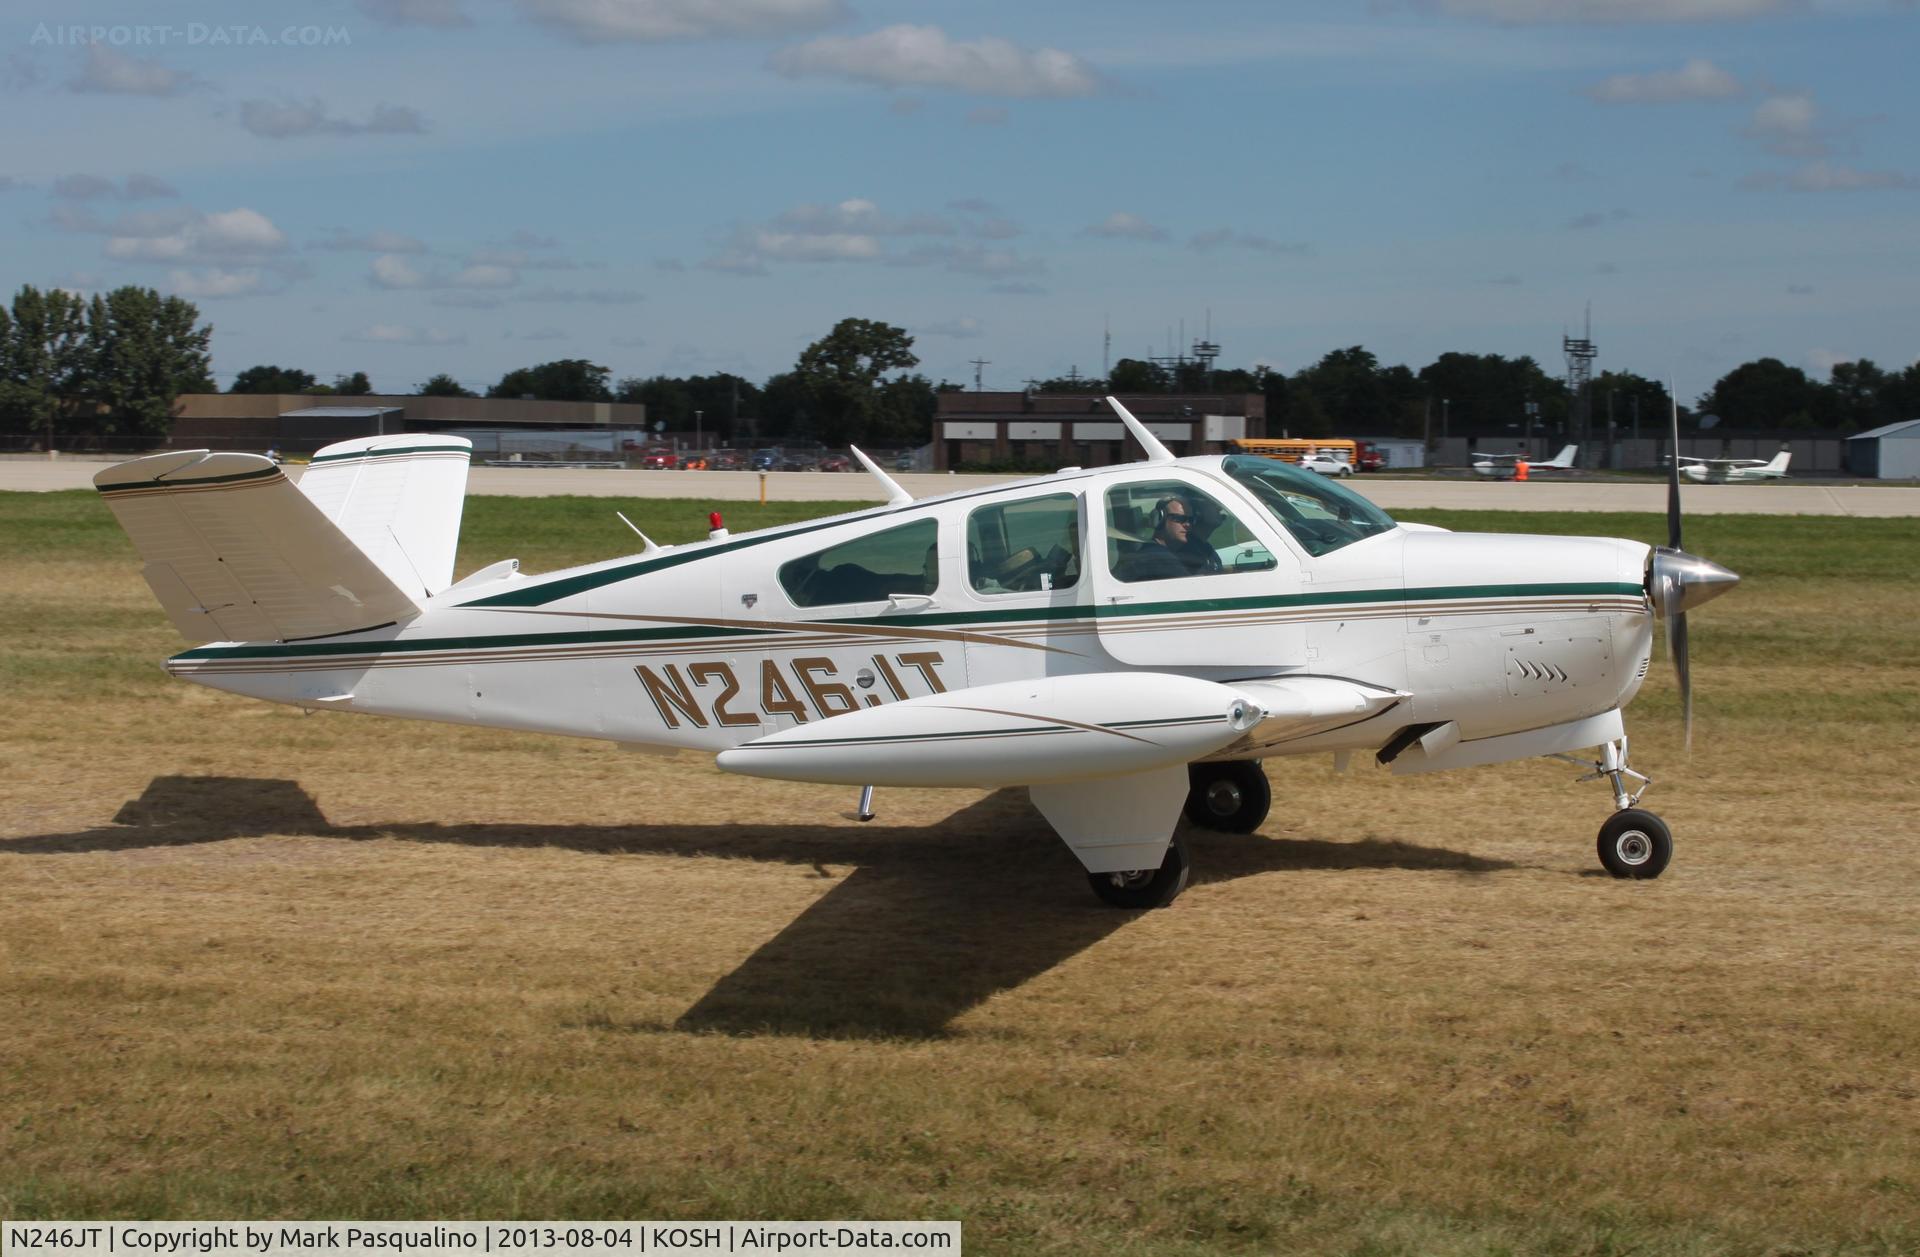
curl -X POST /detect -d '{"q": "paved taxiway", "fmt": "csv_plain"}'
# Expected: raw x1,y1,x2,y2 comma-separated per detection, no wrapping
5,457,1917,516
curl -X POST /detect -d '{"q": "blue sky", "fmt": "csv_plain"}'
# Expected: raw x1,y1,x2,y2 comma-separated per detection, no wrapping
3,0,1915,400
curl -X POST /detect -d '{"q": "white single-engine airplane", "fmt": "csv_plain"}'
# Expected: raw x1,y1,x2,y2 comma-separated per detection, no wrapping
95,398,1737,907
1470,444,1579,479
1678,450,1791,484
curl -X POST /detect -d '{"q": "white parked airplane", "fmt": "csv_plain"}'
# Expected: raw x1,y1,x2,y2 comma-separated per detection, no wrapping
1471,444,1579,479
95,399,1737,907
1678,450,1791,483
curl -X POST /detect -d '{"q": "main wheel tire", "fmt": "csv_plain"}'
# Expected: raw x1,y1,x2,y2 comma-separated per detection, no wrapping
1184,761,1271,833
1597,809,1673,879
1087,835,1190,909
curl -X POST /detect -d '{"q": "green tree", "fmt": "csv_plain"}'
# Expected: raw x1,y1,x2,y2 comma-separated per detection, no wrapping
872,372,937,445
1416,351,1565,435
488,358,612,402
231,364,317,394
1698,358,1819,429
83,286,213,438
416,373,476,398
333,371,373,396
0,286,89,445
1592,370,1675,438
1820,359,1890,432
1107,358,1164,393
793,318,919,446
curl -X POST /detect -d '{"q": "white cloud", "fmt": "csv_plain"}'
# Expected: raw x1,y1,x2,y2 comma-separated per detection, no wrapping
769,25,1102,98
240,99,429,139
345,324,468,345
1083,212,1168,242
520,287,645,304
1741,161,1916,191
358,0,473,27
53,173,177,201
312,228,429,253
68,46,199,96
1188,228,1311,255
164,268,280,299
1586,58,1742,103
519,0,847,43
371,254,520,289
774,199,954,236
1431,0,1794,23
915,317,984,339
430,292,504,309
1744,92,1824,157
106,207,288,262
1805,347,1849,375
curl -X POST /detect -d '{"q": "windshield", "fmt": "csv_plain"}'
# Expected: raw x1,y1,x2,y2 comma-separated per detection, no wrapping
1221,455,1397,557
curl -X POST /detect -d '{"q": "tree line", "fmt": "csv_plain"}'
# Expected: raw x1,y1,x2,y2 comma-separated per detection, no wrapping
7,280,1909,451
1038,347,1919,439
0,285,213,444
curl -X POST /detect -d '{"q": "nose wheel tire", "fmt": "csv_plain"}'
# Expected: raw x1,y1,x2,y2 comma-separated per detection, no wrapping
1184,761,1271,833
1597,809,1672,879
1087,835,1191,909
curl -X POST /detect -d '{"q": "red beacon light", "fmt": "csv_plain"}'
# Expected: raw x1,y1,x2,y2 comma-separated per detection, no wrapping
708,511,728,540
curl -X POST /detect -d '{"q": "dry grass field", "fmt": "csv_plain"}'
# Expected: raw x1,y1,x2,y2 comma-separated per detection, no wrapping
3,491,1917,1255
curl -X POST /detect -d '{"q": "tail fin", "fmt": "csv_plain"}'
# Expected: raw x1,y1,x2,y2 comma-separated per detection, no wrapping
1765,450,1791,474
95,451,421,644
1539,444,1578,469
295,435,471,598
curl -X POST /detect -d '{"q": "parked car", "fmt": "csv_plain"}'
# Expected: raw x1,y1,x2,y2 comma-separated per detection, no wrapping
1298,450,1354,477
638,447,677,470
895,452,915,472
708,450,743,470
818,453,852,472
749,448,778,471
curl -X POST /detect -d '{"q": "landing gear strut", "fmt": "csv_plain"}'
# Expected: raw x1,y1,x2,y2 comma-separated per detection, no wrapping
1184,760,1271,833
1552,735,1672,880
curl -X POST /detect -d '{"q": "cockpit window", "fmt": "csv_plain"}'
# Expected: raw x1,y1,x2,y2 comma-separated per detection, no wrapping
1222,455,1397,557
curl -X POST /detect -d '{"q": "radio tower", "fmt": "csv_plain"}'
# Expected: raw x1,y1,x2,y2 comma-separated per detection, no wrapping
1562,304,1597,455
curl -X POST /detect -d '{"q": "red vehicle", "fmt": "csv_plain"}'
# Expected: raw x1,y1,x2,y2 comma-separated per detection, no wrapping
1353,440,1385,472
818,453,852,472
638,446,677,470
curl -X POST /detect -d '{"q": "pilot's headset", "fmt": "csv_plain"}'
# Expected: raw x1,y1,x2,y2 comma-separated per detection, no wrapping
1149,496,1189,535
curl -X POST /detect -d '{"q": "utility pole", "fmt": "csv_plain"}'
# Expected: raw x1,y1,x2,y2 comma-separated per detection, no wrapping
969,358,990,391
695,409,703,452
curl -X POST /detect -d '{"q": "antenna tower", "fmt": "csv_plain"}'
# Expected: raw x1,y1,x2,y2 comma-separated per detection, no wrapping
969,358,990,391
1562,304,1597,452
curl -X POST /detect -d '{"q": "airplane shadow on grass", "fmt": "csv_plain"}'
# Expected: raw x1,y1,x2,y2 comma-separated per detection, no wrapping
6,775,1512,1040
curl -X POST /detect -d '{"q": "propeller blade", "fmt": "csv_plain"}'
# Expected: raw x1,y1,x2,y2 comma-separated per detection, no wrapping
1670,608,1692,753
1667,382,1684,552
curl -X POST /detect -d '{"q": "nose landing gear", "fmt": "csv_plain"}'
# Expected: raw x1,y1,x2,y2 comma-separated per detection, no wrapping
1552,736,1671,880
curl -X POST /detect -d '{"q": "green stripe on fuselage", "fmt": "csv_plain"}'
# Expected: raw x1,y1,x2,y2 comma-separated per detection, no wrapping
170,583,1644,666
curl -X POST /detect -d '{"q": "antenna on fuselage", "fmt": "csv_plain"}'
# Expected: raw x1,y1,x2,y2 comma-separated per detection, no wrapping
849,444,913,507
615,510,665,556
1105,395,1176,464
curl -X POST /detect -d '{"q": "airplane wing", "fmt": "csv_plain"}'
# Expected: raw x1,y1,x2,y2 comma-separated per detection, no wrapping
715,672,1406,788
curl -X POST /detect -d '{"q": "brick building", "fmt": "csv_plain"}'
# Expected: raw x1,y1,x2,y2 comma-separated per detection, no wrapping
933,392,1267,471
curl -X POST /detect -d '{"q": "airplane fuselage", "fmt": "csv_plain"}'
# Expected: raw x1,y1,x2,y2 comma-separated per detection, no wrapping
167,456,1657,775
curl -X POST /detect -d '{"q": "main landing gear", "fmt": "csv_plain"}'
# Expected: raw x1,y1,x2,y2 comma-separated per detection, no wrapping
1184,760,1271,833
1079,761,1270,909
1087,834,1191,909
1553,736,1672,880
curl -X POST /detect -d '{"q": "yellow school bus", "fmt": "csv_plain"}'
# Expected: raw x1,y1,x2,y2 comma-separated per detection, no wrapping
1228,437,1358,466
